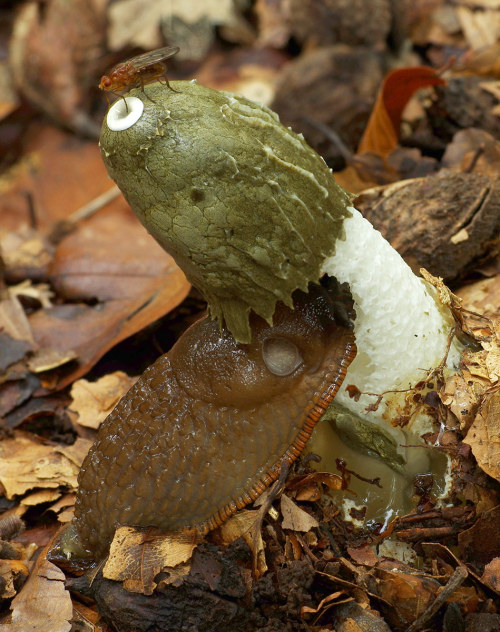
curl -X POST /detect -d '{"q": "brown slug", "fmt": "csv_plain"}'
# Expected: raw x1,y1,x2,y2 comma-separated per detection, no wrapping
63,284,356,561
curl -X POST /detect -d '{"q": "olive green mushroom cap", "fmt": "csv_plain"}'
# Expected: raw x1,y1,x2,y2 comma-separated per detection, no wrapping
99,80,351,342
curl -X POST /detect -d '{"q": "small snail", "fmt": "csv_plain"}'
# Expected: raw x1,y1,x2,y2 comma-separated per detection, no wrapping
61,285,355,561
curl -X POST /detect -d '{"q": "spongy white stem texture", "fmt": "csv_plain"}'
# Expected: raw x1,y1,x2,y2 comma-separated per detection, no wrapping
321,207,461,427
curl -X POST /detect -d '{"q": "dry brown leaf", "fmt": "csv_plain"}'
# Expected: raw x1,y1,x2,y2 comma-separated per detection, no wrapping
458,275,500,319
287,471,345,502
0,432,84,498
47,494,76,521
442,129,500,178
456,6,500,50
20,489,62,507
27,347,78,373
0,293,34,344
464,390,500,482
371,562,440,624
103,526,202,595
481,557,500,593
219,508,267,576
458,505,500,566
347,545,378,567
69,372,136,430
0,560,29,600
439,369,482,432
457,43,500,77
107,0,247,54
4,553,72,632
30,206,190,391
9,0,105,136
280,494,319,532
358,66,446,157
71,601,104,631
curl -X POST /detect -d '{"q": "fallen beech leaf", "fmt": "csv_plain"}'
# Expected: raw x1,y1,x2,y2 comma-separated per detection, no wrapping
358,66,446,157
0,433,90,498
103,526,202,595
27,347,78,373
0,293,34,344
481,557,500,593
347,545,378,567
69,372,137,430
442,129,500,178
371,562,440,625
218,509,267,576
4,554,72,632
20,489,61,507
30,206,190,391
464,390,500,482
281,494,319,532
458,505,500,566
0,560,29,599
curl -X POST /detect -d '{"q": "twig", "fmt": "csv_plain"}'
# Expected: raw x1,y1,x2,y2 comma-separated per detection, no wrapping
68,185,122,223
405,565,468,632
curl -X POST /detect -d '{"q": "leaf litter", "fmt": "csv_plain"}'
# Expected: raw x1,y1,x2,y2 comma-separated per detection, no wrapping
2,1,500,630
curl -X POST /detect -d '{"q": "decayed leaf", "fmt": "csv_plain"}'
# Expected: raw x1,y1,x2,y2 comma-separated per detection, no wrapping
69,372,136,430
20,489,62,507
458,505,500,566
0,432,88,498
442,129,500,178
30,206,190,391
347,545,378,567
464,390,500,483
103,526,202,595
287,471,342,502
9,0,106,136
370,561,440,625
358,66,446,157
0,292,34,344
280,494,319,532
219,508,267,576
4,553,72,632
0,560,29,600
481,557,500,593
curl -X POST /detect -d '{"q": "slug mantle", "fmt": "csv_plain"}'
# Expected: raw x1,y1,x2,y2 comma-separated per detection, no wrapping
61,286,356,561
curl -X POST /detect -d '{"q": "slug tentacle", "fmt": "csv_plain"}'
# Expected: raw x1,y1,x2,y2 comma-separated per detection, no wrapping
69,284,356,561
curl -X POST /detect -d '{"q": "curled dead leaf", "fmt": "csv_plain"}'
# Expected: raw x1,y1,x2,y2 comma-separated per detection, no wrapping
103,526,202,595
358,66,446,157
281,494,319,532
69,372,136,430
464,389,500,483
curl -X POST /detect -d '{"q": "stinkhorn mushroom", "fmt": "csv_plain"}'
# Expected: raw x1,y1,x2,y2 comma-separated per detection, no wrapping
99,81,462,436
61,80,464,560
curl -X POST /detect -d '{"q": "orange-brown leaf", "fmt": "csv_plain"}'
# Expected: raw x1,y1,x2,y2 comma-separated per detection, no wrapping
358,66,446,157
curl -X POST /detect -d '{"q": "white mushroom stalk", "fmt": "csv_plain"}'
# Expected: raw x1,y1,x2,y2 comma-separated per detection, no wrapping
321,206,462,432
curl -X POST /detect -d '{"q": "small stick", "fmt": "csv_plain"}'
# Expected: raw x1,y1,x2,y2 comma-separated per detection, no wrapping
68,185,122,223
